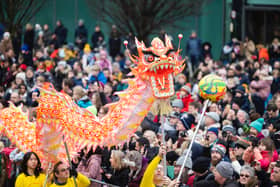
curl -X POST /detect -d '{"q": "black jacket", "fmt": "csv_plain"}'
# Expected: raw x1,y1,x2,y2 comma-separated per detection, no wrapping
194,178,238,187
256,170,280,187
54,25,68,47
103,167,130,187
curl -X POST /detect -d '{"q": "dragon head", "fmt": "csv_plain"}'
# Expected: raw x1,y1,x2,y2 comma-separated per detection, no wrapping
127,35,185,99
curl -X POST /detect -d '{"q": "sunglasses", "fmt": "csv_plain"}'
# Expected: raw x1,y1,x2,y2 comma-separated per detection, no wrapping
240,174,250,178
59,167,70,172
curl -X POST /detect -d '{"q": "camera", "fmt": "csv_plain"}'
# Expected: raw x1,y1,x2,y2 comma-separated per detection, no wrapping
179,131,186,138
222,131,228,138
229,134,238,142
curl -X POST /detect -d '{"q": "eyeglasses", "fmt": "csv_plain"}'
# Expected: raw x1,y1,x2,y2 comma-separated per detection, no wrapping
240,174,250,178
59,167,70,172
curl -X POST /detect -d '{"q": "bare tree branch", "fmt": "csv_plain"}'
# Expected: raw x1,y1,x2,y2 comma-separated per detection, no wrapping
0,0,46,35
86,0,209,42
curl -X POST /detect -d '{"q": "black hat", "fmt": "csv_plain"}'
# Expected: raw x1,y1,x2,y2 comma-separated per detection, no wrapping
192,157,210,174
166,151,179,165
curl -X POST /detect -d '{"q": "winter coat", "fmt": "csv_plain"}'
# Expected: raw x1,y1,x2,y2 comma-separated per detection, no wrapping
243,148,277,171
250,79,273,101
256,169,280,187
186,37,202,56
77,154,102,187
89,72,107,85
96,59,112,73
176,93,194,113
24,29,35,51
75,25,88,49
91,31,105,50
54,25,68,47
109,35,121,59
128,157,148,187
75,25,88,42
0,153,7,187
77,96,92,108
194,178,238,187
2,147,15,179
103,167,130,187
43,29,52,46
257,150,278,171
0,39,13,54
193,171,213,185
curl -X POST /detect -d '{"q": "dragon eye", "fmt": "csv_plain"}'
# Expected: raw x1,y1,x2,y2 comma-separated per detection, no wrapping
145,55,155,63
168,52,175,58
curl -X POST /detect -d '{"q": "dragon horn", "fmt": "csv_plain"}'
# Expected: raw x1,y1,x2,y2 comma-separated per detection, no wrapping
135,37,144,61
165,34,173,50
177,34,183,53
124,40,138,64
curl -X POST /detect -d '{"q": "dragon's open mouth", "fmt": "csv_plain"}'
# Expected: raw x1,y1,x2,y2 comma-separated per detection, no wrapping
147,62,175,98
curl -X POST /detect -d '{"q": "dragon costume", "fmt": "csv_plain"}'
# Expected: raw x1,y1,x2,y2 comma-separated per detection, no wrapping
0,35,184,164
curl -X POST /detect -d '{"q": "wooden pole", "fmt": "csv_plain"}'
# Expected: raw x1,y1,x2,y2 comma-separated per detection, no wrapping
63,136,78,187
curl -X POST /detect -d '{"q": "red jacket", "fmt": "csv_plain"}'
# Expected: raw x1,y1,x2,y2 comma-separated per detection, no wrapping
258,150,278,171
2,147,15,179
176,93,194,113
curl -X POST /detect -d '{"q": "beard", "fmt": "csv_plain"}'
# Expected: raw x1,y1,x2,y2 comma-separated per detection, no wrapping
211,157,221,166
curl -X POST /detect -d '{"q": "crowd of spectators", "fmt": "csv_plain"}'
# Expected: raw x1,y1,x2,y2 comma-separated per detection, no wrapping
0,20,279,187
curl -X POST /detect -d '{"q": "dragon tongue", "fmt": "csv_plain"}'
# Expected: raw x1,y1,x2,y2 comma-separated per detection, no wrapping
150,73,174,98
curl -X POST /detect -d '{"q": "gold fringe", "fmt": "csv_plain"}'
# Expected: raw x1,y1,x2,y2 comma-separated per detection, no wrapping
150,98,172,115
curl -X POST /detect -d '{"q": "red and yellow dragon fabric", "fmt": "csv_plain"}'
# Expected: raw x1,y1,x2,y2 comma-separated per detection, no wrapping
0,35,184,166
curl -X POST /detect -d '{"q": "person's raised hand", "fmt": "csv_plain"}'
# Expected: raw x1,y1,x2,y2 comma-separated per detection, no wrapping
229,149,236,161
162,176,171,186
159,145,166,159
242,146,253,164
105,173,112,179
254,160,261,171
168,179,180,187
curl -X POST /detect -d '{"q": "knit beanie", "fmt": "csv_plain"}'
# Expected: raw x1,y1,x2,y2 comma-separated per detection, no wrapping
207,127,219,137
84,44,91,53
216,161,233,179
211,143,226,157
192,157,210,174
222,125,236,135
205,112,220,122
235,85,245,94
250,118,264,133
176,154,192,169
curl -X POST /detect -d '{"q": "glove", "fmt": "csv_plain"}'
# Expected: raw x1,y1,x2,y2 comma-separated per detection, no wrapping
70,167,78,178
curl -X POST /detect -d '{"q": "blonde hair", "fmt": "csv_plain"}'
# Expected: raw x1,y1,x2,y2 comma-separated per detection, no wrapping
73,85,86,100
111,150,133,170
143,130,157,146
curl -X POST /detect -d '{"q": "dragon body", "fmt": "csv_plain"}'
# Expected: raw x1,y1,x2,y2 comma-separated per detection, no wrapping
0,35,184,163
